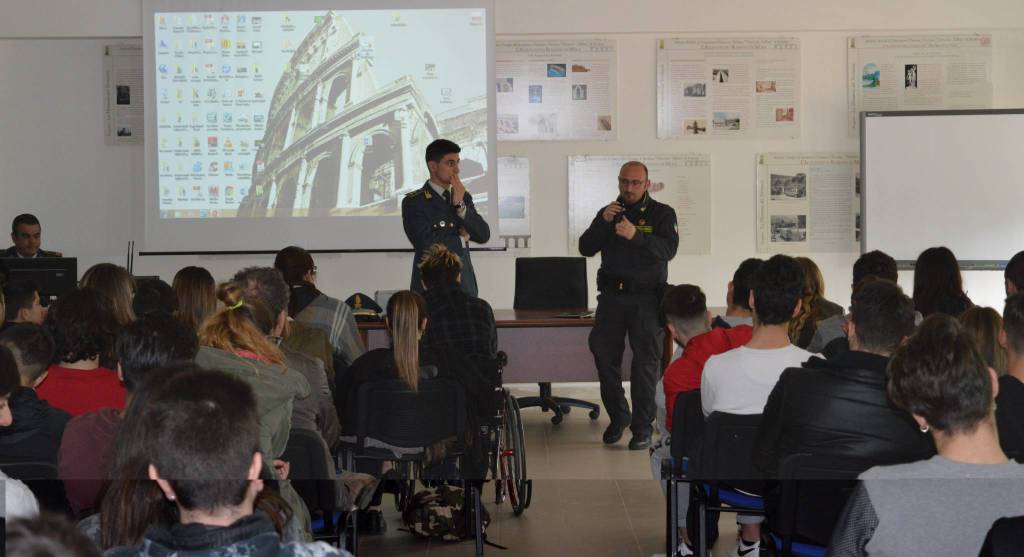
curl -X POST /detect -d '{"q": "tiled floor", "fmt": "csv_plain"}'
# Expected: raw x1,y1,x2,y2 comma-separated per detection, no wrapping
355,383,742,556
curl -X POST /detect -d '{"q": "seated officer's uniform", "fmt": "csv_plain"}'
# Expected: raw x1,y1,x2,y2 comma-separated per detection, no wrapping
401,181,490,297
1,247,61,258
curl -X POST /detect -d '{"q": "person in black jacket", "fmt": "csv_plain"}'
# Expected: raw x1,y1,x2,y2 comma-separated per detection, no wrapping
995,292,1024,459
0,323,70,464
579,161,679,450
754,278,935,477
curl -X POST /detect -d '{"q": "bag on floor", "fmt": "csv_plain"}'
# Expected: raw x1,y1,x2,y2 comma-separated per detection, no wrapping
401,484,490,541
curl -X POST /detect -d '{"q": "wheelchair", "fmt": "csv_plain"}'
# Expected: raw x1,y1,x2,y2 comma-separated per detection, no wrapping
483,351,533,516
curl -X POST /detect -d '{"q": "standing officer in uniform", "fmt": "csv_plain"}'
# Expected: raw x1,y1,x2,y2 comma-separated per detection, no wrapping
402,139,490,297
579,161,678,449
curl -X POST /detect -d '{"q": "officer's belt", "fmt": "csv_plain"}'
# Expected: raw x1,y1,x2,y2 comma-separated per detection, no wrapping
597,271,660,294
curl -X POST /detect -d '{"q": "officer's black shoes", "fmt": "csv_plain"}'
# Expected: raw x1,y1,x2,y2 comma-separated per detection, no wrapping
602,422,628,444
628,432,652,450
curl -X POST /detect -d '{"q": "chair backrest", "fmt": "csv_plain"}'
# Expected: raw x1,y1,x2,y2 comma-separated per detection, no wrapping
281,428,336,516
670,390,704,461
774,452,877,546
355,377,467,449
694,412,763,481
513,257,587,310
980,515,1024,557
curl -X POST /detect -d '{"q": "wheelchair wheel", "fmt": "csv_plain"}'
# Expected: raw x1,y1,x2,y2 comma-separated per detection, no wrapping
499,390,530,515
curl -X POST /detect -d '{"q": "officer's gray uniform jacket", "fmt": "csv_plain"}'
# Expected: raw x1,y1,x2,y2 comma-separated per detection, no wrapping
401,181,490,297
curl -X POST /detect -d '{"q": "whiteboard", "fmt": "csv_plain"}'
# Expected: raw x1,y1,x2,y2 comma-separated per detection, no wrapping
861,110,1024,268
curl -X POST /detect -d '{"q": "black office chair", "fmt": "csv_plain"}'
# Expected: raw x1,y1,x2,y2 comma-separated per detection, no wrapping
344,377,486,556
512,257,601,424
0,461,70,516
283,428,357,553
771,452,876,557
688,412,766,557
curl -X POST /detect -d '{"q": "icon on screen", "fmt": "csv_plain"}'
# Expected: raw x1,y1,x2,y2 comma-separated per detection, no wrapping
240,139,250,149
205,38,214,49
207,112,217,123
237,15,246,24
224,138,234,150
220,15,230,25
209,162,219,172
199,210,209,218
174,16,183,26
226,186,235,197
221,39,232,49
254,92,264,100
251,16,262,26
208,136,218,147
207,88,217,101
173,40,181,50
236,40,246,49
223,112,233,123
205,64,215,75
282,15,291,24
192,161,203,173
204,14,214,25
253,114,264,124
282,39,292,49
209,185,220,198
237,88,245,98
252,41,262,50
224,161,233,171
158,16,166,26
158,64,168,74
252,64,261,74
193,137,200,148
191,39,200,50
159,39,168,49
221,63,231,74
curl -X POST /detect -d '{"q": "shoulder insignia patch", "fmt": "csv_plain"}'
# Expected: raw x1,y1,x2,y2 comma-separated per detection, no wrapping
406,190,423,198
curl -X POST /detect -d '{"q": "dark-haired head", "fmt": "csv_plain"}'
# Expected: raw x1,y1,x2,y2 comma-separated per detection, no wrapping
115,313,199,391
751,255,804,326
0,323,55,386
0,345,21,425
1001,293,1024,357
959,306,1007,376
729,258,763,311
912,246,969,318
81,263,136,327
232,266,289,318
172,266,217,333
143,369,261,512
132,279,178,318
425,138,460,165
7,513,101,557
853,250,899,288
661,284,708,344
3,279,45,324
888,314,995,435
849,278,915,355
1005,250,1024,297
45,288,117,365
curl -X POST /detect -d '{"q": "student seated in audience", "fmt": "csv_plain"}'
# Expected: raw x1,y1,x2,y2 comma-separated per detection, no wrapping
789,257,845,349
654,284,751,557
171,265,217,333
274,246,365,369
232,267,340,448
912,246,973,318
418,243,497,357
80,263,136,329
103,369,350,556
0,324,70,464
131,278,178,318
1004,250,1024,297
828,314,1024,557
754,279,934,478
194,282,312,536
7,513,100,557
995,293,1024,458
808,250,900,357
700,254,812,557
961,306,1008,376
711,258,763,329
36,288,126,416
57,313,198,515
1,279,47,334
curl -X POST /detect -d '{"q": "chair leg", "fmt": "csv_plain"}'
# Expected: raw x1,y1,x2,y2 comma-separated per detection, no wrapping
667,477,679,556
695,486,708,557
473,483,484,556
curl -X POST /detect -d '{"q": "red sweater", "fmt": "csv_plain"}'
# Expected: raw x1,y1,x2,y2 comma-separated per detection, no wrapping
664,325,752,431
57,407,122,513
36,365,126,417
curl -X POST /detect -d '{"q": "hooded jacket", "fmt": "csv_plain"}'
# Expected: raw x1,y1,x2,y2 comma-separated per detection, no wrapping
0,387,70,463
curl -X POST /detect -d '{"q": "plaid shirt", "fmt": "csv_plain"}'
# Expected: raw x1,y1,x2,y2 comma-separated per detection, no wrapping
422,283,498,357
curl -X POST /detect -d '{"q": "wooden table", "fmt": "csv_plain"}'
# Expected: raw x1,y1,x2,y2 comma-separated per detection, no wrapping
359,309,673,383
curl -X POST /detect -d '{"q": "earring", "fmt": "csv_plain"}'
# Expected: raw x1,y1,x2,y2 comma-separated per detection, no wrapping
168,495,176,501
919,424,930,433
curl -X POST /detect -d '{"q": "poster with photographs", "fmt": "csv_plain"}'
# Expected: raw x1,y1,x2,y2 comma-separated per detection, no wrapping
105,43,144,145
568,154,711,255
496,39,617,141
497,156,531,249
847,34,992,136
756,153,860,254
656,37,800,139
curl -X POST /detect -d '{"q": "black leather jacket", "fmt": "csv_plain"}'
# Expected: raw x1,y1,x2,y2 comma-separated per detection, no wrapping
753,351,935,478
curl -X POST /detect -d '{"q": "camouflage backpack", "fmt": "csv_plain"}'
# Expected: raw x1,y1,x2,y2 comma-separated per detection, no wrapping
401,484,490,541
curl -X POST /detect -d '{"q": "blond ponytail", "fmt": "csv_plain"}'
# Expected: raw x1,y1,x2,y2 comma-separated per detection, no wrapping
386,291,427,390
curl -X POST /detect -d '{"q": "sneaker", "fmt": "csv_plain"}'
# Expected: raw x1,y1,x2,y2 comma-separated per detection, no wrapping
602,422,627,444
727,539,760,557
651,541,695,557
628,432,652,450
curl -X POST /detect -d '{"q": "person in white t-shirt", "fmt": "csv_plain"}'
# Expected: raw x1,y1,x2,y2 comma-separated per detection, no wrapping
700,254,812,557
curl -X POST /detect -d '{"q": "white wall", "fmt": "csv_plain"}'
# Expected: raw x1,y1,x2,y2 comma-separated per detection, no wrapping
2,1,1023,311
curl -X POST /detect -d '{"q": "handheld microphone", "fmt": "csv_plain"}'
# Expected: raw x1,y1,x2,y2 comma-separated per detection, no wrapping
613,196,626,223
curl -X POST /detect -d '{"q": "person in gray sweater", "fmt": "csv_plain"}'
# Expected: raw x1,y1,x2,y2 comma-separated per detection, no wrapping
827,314,1024,557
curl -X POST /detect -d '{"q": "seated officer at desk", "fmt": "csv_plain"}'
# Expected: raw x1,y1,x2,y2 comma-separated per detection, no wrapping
2,214,61,258
579,161,678,450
